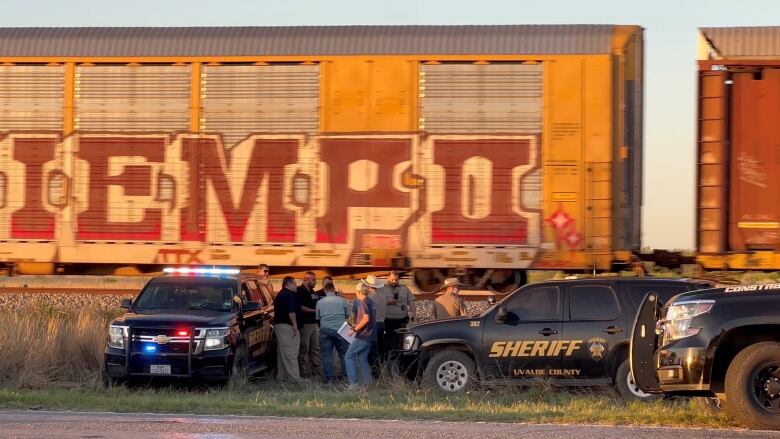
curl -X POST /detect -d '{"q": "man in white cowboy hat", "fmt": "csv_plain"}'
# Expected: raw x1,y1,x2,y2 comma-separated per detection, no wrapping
434,278,467,319
344,275,382,389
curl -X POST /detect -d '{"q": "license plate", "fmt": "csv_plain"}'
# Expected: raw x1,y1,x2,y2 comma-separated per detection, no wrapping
150,364,171,375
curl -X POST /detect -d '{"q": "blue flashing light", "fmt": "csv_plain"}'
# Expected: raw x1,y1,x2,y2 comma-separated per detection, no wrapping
163,267,240,276
144,345,157,353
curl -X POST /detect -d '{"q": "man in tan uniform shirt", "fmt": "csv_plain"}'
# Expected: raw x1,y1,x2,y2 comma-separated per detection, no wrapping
257,263,276,299
434,278,467,319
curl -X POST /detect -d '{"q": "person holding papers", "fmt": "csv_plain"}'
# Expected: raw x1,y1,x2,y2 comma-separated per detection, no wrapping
344,276,380,389
315,282,351,384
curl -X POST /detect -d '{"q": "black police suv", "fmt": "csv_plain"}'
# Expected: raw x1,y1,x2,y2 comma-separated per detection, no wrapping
631,282,780,430
102,269,275,384
396,277,710,400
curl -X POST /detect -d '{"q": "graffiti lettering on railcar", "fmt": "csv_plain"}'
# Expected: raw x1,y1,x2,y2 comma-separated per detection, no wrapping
317,137,414,244
430,137,539,245
0,132,542,258
78,137,166,240
180,137,302,243
9,136,59,240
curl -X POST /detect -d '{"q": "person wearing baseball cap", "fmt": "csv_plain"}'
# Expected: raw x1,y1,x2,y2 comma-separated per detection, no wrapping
344,275,382,389
433,278,467,319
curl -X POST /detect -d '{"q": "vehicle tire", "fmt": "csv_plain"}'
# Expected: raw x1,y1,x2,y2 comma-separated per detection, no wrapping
724,341,780,430
230,343,249,385
422,350,476,393
615,359,658,403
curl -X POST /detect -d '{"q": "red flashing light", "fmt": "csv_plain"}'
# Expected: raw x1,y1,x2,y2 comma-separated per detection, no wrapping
177,330,189,337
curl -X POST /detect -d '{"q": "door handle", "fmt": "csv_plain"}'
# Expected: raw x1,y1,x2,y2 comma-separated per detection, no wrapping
604,326,623,334
538,328,558,336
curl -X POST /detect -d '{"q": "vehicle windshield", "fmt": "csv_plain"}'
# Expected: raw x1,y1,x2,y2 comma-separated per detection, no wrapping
134,280,236,312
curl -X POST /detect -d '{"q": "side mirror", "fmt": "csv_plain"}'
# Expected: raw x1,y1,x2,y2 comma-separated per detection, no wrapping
496,306,508,323
120,298,132,309
487,295,496,305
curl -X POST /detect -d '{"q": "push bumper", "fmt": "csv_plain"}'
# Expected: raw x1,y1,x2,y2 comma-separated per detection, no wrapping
104,346,232,381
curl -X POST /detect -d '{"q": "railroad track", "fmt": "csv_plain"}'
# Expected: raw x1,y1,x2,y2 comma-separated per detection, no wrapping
0,287,136,295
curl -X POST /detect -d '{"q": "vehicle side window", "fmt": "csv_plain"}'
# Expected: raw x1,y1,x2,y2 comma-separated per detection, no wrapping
570,285,620,321
627,285,690,309
245,280,263,304
505,286,560,322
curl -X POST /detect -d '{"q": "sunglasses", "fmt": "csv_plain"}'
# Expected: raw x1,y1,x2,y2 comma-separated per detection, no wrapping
260,270,269,274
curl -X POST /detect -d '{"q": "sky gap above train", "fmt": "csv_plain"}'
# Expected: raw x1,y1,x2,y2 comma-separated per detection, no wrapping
0,25,635,58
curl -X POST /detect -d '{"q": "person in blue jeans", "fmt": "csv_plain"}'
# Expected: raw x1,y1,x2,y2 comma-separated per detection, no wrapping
315,282,351,383
345,275,381,388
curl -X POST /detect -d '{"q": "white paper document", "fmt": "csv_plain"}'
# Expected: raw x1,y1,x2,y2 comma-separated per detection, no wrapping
337,321,355,344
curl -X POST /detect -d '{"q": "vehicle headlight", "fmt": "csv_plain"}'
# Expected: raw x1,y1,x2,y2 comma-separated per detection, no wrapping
661,300,714,345
108,325,128,349
402,334,419,351
202,327,229,351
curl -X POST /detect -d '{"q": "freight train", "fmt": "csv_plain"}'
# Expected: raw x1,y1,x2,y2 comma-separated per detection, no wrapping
0,25,773,291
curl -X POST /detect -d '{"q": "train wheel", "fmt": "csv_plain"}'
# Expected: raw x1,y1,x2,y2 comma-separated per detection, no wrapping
470,269,526,295
413,268,526,295
413,269,446,293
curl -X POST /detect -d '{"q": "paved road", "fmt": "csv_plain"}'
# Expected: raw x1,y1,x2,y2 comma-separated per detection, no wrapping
0,410,778,439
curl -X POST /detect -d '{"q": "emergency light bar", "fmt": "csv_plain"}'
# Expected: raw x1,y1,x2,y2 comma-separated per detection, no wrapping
163,267,240,275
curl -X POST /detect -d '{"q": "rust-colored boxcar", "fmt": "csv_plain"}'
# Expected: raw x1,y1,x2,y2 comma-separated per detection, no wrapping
697,27,780,270
0,25,643,290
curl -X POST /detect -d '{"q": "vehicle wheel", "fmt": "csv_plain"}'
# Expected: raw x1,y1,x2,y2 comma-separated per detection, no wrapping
724,341,780,430
615,359,658,402
422,350,476,393
230,344,249,385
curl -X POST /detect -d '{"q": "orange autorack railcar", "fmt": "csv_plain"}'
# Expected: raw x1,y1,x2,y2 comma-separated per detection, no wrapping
0,25,644,291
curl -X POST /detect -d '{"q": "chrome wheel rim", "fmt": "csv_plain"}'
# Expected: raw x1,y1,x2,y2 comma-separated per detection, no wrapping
627,371,652,398
436,360,468,392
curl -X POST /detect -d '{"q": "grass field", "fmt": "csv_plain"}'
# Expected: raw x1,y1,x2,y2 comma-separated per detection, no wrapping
0,382,738,428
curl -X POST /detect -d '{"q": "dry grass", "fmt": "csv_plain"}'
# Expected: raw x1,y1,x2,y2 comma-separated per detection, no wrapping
0,305,120,388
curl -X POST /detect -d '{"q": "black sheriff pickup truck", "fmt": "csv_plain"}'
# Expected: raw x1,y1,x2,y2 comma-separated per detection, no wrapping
102,268,275,384
631,282,780,430
395,277,709,401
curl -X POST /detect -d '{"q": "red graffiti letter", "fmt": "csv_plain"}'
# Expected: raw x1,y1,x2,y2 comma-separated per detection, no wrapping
77,137,164,240
181,138,299,242
11,137,57,239
432,139,533,244
317,138,411,243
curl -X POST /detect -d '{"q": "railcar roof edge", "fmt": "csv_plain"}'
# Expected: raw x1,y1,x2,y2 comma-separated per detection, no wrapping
0,25,635,57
